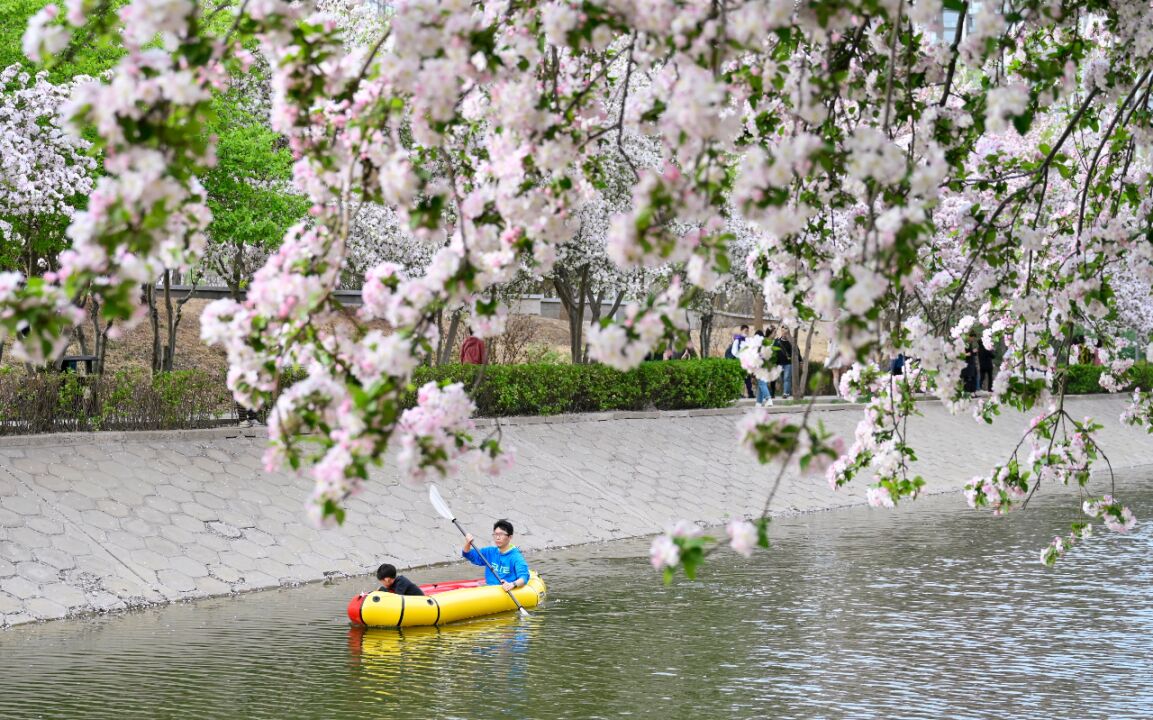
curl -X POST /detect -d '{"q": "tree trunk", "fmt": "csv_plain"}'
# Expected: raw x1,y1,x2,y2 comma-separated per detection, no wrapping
553,264,591,364
144,282,161,373
752,292,765,332
797,322,816,398
86,295,113,375
438,308,463,365
699,294,718,358
581,284,623,363
160,269,199,372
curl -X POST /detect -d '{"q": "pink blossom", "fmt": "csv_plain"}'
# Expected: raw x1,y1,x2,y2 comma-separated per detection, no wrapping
726,519,758,558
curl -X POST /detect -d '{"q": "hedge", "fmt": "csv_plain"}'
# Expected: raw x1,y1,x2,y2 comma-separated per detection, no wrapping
406,358,745,416
0,359,746,435
1059,362,1153,395
0,368,234,436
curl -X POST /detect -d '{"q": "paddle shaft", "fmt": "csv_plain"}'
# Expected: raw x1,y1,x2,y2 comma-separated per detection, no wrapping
451,519,530,615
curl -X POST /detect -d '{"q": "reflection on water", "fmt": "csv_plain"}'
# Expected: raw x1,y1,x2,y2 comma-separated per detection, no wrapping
1,483,1151,719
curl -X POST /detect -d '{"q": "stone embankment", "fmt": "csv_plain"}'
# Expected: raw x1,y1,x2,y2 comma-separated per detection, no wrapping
2,395,1152,628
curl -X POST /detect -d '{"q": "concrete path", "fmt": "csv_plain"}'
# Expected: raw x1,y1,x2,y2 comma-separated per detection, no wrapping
2,395,1151,628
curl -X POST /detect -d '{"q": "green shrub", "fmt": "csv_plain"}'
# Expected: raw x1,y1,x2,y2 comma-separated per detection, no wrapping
406,358,744,416
0,358,746,436
1058,362,1153,394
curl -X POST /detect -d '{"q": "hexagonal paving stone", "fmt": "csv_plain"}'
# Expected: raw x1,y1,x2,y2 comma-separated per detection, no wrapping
207,564,243,583
32,547,77,571
193,492,229,511
87,591,127,613
206,521,242,539
95,500,131,519
24,597,68,620
133,506,170,525
2,495,42,516
158,524,198,546
193,576,232,596
9,458,47,474
0,591,24,614
17,561,59,584
120,517,154,537
7,527,52,550
58,492,97,513
0,507,23,527
205,448,233,464
80,509,120,533
183,545,220,566
169,557,208,579
1,576,40,600
180,502,218,522
25,517,65,536
231,539,270,560
106,530,147,552
156,569,197,593
243,528,276,547
216,551,257,572
75,482,111,501
156,484,195,504
143,536,180,556
196,534,232,553
129,549,169,573
144,495,181,514
40,582,88,608
45,464,86,482
50,534,92,556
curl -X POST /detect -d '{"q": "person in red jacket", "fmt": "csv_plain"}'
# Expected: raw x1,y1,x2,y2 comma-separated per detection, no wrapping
460,326,487,364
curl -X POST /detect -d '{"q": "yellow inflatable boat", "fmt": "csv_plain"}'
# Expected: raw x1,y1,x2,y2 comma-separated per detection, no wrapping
348,572,546,627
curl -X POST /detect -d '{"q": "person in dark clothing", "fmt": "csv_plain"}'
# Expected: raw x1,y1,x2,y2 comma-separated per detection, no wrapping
376,563,425,596
771,328,794,398
977,344,995,392
962,340,979,393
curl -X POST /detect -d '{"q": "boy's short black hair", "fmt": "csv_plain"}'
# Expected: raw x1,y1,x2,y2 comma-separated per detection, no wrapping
376,563,397,580
493,519,514,536
740,324,750,332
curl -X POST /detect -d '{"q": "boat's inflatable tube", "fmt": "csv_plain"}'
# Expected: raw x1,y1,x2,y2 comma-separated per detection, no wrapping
348,572,546,627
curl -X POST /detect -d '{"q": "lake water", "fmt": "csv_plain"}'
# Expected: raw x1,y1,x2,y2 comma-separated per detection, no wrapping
1,483,1150,719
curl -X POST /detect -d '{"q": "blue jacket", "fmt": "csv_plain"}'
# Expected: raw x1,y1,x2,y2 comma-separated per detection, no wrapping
463,545,530,586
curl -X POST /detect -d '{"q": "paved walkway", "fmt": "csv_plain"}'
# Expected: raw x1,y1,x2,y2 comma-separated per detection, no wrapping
2,395,1152,628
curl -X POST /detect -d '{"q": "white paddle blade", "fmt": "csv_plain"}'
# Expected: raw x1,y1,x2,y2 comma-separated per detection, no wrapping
428,484,455,521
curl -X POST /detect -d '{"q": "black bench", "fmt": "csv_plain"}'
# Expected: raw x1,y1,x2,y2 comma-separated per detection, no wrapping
60,355,99,373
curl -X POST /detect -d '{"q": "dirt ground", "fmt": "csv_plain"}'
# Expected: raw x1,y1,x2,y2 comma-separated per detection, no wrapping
2,299,830,375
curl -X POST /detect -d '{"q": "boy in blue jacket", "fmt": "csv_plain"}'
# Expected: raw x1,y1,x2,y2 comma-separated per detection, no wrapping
462,519,530,591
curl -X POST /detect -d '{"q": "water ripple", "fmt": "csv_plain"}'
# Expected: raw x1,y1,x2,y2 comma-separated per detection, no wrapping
2,484,1152,719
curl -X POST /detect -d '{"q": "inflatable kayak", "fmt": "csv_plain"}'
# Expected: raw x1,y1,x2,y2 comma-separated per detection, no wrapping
348,572,546,627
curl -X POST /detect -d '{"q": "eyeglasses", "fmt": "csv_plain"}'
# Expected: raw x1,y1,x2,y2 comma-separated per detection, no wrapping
492,531,510,537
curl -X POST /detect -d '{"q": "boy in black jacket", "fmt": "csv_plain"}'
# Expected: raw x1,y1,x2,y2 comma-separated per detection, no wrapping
376,563,425,596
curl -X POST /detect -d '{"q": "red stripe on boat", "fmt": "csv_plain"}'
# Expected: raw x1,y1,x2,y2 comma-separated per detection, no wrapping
418,578,484,596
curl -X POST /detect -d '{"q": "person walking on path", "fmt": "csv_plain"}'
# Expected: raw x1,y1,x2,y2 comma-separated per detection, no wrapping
978,343,995,392
727,325,754,399
460,326,487,365
462,519,530,592
773,328,794,398
749,328,773,407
